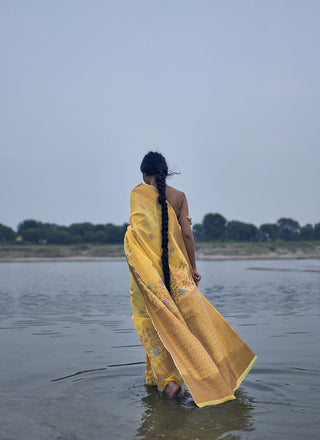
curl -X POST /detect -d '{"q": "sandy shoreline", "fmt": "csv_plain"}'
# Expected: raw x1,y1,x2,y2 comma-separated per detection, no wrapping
1,241,320,262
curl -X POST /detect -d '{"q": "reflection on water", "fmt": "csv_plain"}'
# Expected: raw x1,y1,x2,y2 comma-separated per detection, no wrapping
0,259,320,439
136,387,255,440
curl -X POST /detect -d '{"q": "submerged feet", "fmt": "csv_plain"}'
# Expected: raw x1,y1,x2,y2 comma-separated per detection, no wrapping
165,381,181,399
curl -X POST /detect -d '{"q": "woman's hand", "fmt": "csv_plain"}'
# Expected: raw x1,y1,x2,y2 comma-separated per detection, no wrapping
192,269,201,286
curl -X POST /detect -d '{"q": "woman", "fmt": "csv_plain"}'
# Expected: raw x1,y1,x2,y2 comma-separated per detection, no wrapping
124,152,256,407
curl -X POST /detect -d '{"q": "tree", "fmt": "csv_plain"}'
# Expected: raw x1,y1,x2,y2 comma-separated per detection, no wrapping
192,223,205,242
14,219,129,244
17,220,59,243
314,223,320,240
0,224,16,242
104,223,127,243
300,224,314,241
225,221,258,241
276,218,300,241
259,223,278,241
69,222,94,242
46,228,78,244
17,219,40,235
20,227,44,243
202,213,227,241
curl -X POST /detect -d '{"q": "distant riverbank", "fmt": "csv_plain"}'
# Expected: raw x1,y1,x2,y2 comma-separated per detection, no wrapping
1,241,320,262
195,241,320,260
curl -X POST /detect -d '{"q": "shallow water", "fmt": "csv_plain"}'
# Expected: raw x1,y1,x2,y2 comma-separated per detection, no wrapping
0,259,319,439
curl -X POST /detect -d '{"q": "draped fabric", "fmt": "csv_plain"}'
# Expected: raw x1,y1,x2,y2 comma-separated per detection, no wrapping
124,183,256,407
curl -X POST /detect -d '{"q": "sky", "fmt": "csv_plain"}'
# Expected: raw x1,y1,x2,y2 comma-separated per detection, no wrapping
1,0,319,231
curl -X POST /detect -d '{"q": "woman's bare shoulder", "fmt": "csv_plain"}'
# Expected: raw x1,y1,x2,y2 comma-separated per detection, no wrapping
166,185,186,199
166,185,187,216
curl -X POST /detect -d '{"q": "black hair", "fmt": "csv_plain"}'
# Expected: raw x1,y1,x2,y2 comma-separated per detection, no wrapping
140,151,171,295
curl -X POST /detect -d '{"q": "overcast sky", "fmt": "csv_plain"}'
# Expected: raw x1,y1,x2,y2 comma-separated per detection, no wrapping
1,0,319,231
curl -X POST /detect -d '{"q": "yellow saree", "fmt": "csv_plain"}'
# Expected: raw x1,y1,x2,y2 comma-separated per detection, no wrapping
124,183,256,407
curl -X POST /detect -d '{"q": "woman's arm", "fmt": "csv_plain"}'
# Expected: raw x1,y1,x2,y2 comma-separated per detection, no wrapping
179,193,201,286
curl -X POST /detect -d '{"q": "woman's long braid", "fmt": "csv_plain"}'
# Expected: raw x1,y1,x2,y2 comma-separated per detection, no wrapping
155,172,171,295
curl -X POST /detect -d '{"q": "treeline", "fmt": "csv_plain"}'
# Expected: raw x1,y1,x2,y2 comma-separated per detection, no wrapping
192,214,320,242
0,220,129,244
0,215,320,245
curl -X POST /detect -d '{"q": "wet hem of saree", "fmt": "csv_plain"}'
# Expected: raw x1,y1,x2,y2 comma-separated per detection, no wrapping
196,355,257,408
233,355,257,392
195,355,257,408
197,394,236,408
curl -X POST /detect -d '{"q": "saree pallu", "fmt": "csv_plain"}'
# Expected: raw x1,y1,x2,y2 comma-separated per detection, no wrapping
124,183,256,407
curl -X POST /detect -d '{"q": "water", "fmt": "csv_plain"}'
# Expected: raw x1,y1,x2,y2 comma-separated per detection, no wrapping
0,259,319,439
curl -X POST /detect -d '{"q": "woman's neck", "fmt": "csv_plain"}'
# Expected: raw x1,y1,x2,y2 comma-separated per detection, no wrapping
143,174,157,188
